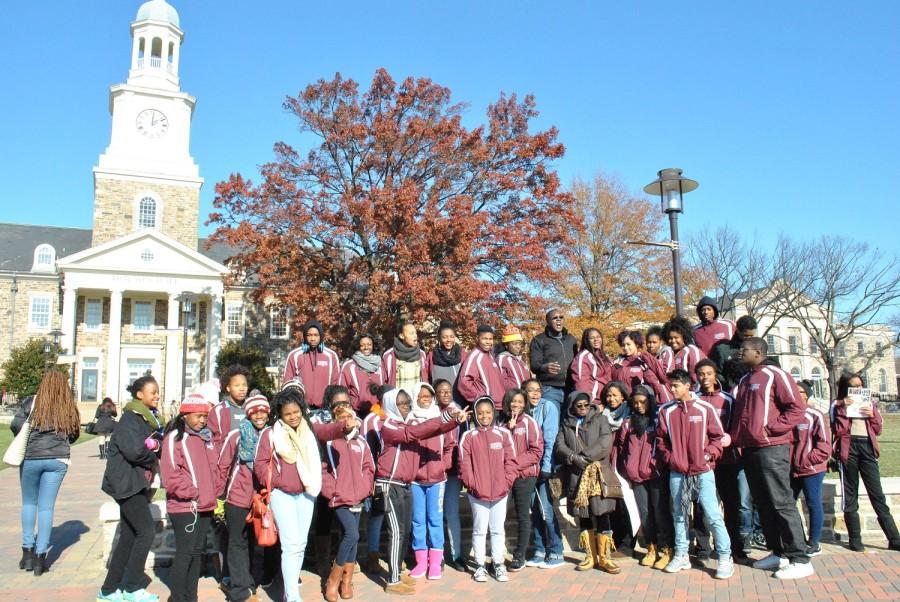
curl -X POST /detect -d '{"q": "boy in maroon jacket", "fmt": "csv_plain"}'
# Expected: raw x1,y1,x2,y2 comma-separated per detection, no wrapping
282,320,341,408
656,370,732,580
731,337,812,579
458,325,505,408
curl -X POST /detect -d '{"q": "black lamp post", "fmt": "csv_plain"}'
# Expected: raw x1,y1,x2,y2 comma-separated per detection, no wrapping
643,168,698,317
175,292,194,400
45,329,63,370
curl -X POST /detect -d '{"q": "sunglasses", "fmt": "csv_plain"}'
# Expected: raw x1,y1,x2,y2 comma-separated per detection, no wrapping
573,402,591,409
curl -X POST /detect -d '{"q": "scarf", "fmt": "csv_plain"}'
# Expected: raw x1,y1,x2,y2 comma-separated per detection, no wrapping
574,461,604,509
238,418,262,468
381,389,409,423
432,343,462,367
393,336,422,363
630,413,651,437
409,382,440,421
272,419,322,496
352,350,380,374
124,400,163,434
602,403,630,431
187,425,213,442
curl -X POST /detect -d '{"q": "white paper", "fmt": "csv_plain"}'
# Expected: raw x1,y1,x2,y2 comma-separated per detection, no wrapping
614,467,642,536
845,387,872,419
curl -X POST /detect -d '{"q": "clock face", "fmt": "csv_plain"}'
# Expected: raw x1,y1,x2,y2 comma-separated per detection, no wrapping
135,109,169,138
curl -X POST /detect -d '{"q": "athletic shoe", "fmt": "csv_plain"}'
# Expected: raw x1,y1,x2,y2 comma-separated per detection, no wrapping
774,561,815,580
96,591,123,602
715,556,734,580
752,554,788,571
445,557,468,573
525,555,546,568
805,543,822,557
472,565,488,583
508,559,525,572
740,533,752,556
541,555,565,569
122,591,159,602
751,532,767,548
493,564,509,582
664,555,691,574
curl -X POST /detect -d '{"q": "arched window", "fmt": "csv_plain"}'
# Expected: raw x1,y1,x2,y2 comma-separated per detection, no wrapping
151,37,162,68
811,367,824,398
879,369,887,393
32,244,55,271
790,367,801,381
138,197,157,229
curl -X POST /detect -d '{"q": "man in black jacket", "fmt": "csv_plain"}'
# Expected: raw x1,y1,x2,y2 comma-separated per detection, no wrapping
529,309,578,412
709,315,757,390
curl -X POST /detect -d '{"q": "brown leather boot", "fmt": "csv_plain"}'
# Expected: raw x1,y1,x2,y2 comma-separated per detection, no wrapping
340,562,354,599
324,562,343,602
653,547,673,570
576,529,597,571
596,532,621,574
640,543,657,567
384,581,416,595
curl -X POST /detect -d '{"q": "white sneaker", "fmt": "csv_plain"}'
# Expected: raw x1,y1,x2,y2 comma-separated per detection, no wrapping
715,556,734,580
752,554,788,571
473,565,488,582
493,564,509,582
775,561,815,580
664,554,691,573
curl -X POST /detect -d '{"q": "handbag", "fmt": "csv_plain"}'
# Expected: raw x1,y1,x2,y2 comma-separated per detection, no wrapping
85,420,97,435
246,448,278,547
4,419,32,467
597,461,624,499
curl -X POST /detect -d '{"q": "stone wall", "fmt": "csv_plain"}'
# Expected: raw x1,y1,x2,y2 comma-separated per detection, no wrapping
92,178,200,250
820,477,900,543
0,274,61,371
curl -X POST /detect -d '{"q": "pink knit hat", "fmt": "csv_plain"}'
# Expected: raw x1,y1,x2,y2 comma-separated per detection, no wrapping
244,394,270,417
179,393,211,415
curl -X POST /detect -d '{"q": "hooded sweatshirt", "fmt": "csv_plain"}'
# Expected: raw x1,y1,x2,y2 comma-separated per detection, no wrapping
408,383,456,485
321,421,376,508
497,350,532,392
611,351,673,404
570,348,613,405
282,320,341,408
160,426,221,514
673,343,706,384
218,427,258,509
656,392,724,476
693,297,736,357
458,398,518,501
458,346,506,409
790,406,831,478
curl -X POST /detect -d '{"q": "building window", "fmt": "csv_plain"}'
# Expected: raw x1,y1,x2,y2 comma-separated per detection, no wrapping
81,357,99,401
28,294,53,331
270,306,288,339
809,337,819,356
879,369,887,393
766,334,778,354
225,303,243,337
32,244,56,271
138,197,157,229
790,367,801,381
876,341,883,357
126,359,154,390
140,248,154,262
132,300,154,333
180,301,199,332
788,335,798,355
856,341,865,355
837,343,846,358
85,298,102,331
184,360,198,391
811,367,824,398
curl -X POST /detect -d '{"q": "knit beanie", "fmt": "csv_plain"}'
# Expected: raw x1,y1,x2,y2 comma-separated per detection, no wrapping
244,394,270,417
179,393,211,415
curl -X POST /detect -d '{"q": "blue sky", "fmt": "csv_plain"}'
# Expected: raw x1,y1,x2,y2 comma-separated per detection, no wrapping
2,1,898,254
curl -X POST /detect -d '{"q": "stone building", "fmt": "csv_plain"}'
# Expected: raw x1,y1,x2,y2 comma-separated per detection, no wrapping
0,1,291,403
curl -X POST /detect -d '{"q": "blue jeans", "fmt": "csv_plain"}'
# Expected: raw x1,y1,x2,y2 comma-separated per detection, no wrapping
443,473,463,560
269,490,314,602
791,471,825,544
20,458,68,554
365,497,384,554
531,478,563,559
541,386,564,415
411,481,445,550
670,471,730,558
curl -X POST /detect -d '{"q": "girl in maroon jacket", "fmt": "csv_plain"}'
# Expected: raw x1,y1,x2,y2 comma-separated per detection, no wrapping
789,381,831,556
570,328,613,405
160,394,221,602
459,396,518,584
830,373,900,552
217,394,276,602
500,388,544,572
338,334,382,415
663,316,706,384
614,385,674,570
321,395,375,601
611,330,672,404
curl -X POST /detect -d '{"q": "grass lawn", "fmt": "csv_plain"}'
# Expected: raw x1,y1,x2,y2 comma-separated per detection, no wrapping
0,426,97,471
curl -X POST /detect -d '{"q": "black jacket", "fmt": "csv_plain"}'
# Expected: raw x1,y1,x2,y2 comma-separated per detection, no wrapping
93,404,118,434
529,328,578,388
11,396,79,460
101,409,159,500
555,400,615,517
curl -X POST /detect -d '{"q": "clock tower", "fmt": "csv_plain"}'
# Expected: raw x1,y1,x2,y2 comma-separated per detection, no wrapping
92,0,202,249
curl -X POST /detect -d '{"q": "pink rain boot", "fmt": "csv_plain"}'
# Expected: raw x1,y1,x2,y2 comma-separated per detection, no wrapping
427,549,443,580
409,549,428,579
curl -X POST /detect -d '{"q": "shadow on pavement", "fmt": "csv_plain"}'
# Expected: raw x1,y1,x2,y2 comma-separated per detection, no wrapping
48,520,90,565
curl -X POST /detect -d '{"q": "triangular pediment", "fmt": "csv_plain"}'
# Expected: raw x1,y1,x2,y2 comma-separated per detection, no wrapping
57,229,228,277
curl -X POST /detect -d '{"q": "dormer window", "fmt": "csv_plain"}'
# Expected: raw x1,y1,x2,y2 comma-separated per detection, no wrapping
32,244,56,272
138,196,157,229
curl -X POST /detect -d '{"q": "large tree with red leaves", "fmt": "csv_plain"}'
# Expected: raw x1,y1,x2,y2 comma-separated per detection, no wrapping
208,69,574,353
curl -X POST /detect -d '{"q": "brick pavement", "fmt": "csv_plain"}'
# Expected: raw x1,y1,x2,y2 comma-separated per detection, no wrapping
2,440,899,601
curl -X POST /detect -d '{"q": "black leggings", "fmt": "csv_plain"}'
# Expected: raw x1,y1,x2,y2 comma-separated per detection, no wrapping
511,476,537,561
169,511,213,602
334,506,361,566
579,514,612,532
101,492,155,595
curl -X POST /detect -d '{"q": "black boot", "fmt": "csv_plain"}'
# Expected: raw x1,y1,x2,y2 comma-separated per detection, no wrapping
19,548,33,571
845,512,865,551
32,553,47,576
99,444,105,459
877,515,900,550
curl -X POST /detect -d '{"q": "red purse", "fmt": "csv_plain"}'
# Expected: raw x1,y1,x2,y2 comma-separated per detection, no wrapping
246,447,278,547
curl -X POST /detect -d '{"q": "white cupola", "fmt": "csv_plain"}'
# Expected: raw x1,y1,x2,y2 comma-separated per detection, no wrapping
128,0,183,90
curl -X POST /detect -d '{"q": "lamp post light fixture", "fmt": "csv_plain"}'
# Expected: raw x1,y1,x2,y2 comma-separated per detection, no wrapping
642,168,698,317
175,292,195,400
45,329,64,369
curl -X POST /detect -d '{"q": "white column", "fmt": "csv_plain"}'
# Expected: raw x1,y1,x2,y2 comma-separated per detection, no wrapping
165,293,182,404
208,294,223,381
105,289,123,400
61,285,77,354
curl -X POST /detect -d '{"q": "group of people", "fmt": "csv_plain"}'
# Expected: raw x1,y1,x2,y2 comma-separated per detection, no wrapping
10,297,900,602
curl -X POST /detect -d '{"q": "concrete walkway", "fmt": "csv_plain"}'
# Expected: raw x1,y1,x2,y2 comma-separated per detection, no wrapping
2,439,900,601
